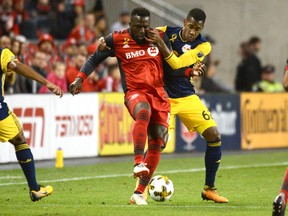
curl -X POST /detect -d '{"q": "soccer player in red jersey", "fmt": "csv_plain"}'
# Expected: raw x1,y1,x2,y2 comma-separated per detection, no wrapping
273,62,288,215
69,7,205,205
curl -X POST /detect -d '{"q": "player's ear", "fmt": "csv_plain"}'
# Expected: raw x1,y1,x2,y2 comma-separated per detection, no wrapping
183,19,186,26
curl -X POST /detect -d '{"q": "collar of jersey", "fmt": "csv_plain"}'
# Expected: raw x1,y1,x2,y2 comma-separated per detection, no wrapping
179,29,187,42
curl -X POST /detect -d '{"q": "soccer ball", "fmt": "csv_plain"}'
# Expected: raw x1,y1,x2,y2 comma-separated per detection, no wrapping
148,175,174,201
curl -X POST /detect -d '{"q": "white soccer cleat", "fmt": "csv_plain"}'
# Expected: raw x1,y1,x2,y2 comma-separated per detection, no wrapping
130,193,148,205
133,163,149,178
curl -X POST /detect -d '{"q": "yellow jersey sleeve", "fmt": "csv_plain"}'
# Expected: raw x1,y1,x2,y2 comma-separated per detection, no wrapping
165,42,212,70
156,26,167,32
1,48,18,74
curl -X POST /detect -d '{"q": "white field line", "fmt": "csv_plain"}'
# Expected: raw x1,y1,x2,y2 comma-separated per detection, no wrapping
0,161,287,187
0,176,22,179
0,203,267,209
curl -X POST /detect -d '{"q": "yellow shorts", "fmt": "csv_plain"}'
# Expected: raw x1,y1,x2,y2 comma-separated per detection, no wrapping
169,94,217,135
0,112,22,142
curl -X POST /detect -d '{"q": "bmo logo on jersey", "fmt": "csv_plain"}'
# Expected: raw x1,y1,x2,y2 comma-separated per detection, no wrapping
125,50,145,59
125,46,159,59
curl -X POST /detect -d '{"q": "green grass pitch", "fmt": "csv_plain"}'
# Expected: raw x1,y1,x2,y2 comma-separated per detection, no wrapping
0,150,287,216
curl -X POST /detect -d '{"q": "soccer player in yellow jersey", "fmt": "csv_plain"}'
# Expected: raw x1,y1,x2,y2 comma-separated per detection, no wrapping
0,48,63,201
145,8,228,203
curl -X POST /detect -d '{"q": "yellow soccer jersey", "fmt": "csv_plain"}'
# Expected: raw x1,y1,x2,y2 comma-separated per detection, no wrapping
0,48,18,120
157,25,211,98
157,26,211,70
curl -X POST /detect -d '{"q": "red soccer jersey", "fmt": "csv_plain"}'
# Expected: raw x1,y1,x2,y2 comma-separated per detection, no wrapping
111,29,165,93
78,29,170,96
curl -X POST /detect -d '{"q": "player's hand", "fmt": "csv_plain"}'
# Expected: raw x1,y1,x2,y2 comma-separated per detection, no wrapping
145,29,162,44
47,82,64,98
98,37,111,51
69,77,83,96
191,63,207,77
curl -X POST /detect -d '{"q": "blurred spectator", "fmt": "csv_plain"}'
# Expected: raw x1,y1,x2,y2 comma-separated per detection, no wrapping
12,0,30,36
68,13,96,44
84,72,100,92
235,41,262,91
13,34,29,64
12,35,30,93
39,61,68,93
0,0,17,36
11,37,21,55
48,0,75,39
34,0,52,16
92,0,105,19
77,43,88,56
95,15,108,38
37,33,60,71
61,37,78,68
98,64,122,92
27,0,53,34
248,36,261,54
87,42,98,55
252,65,284,92
73,0,85,25
26,51,49,93
0,35,12,48
111,10,130,32
66,53,98,92
38,33,54,54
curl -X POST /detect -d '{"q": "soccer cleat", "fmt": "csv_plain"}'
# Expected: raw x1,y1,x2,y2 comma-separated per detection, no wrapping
135,178,148,200
201,185,228,203
272,192,286,216
130,193,148,205
30,185,53,202
133,163,149,178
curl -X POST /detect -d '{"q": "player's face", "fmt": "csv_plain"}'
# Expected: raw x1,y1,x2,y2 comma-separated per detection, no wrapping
129,16,150,41
182,17,204,42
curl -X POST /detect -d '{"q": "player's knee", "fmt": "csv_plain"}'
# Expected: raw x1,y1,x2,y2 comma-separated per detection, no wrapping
148,125,168,151
203,127,221,143
9,131,26,146
161,132,169,151
133,102,151,117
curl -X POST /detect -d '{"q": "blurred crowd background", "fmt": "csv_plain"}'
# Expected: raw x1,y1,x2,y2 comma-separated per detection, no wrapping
0,0,286,95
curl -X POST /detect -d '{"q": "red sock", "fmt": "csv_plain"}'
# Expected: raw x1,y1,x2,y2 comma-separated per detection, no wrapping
133,109,150,165
135,138,162,194
280,169,288,202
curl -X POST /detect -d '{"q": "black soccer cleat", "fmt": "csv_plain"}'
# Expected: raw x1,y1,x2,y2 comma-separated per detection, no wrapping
273,193,286,216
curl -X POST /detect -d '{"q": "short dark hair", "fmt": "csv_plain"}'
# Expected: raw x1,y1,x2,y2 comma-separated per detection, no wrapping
249,36,261,45
187,8,206,22
131,7,150,17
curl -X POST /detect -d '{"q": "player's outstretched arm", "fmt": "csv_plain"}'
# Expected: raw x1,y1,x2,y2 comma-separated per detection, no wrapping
146,29,211,70
8,61,63,97
69,33,115,96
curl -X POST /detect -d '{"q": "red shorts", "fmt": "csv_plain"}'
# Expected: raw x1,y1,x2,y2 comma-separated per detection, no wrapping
124,90,170,128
